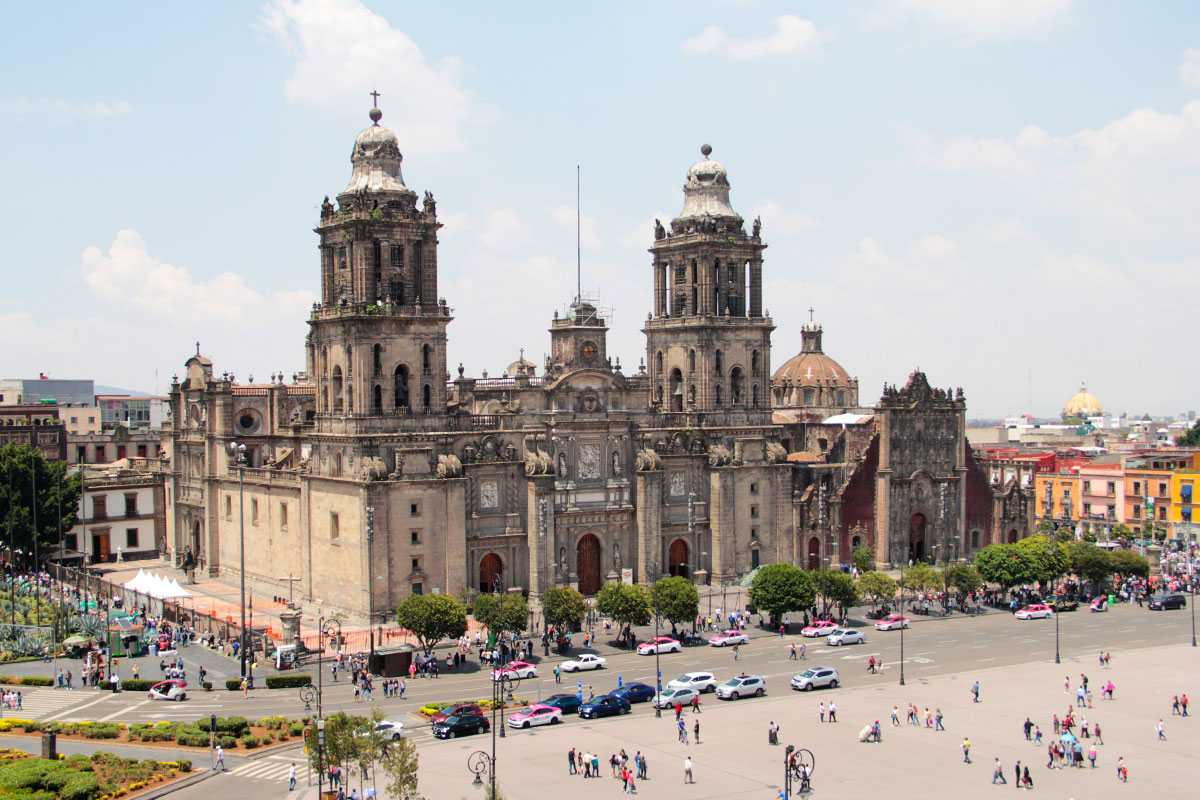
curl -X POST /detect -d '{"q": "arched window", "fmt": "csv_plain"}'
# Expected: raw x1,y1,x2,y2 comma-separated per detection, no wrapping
372,344,382,375
751,350,760,376
670,368,684,412
331,366,344,413
321,347,328,376
802,388,816,405
422,384,431,411
715,350,723,375
970,530,981,549
373,384,382,414
688,350,696,372
751,384,759,408
715,385,723,406
422,344,432,374
730,367,744,404
334,451,343,476
655,351,664,375
836,390,846,406
394,365,410,409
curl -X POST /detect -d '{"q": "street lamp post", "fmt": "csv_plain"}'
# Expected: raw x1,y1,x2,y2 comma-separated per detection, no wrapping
311,616,341,800
648,559,662,718
468,750,495,799
366,506,375,666
898,564,906,686
227,442,248,682
1190,543,1196,648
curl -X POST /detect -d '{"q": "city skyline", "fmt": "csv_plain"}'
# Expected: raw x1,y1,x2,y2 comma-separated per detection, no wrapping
2,1,1198,418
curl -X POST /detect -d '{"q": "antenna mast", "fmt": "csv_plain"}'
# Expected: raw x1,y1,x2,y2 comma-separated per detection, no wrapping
576,165,582,305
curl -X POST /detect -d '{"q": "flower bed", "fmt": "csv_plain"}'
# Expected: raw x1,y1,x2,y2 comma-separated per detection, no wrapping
0,716,312,752
0,750,190,800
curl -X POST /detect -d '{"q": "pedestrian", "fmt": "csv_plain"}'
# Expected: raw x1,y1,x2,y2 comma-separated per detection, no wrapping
582,752,592,778
925,707,933,728
639,753,648,780
399,678,406,699
214,744,225,772
240,677,248,698
961,736,971,763
691,694,700,714
1014,760,1020,788
992,758,1006,784
555,664,561,684
1094,722,1103,745
790,643,798,660
829,702,837,723
972,681,980,703
1064,675,1070,693
694,719,700,743
683,755,694,784
819,702,825,723
1183,693,1190,716
1116,756,1127,782
677,719,687,744
935,708,944,731
891,706,900,727
799,643,806,660
1034,725,1042,745
1157,719,1165,740
675,701,683,721
1023,717,1032,741
868,656,876,674
1172,695,1181,715
1087,744,1097,768
1022,765,1033,789
568,747,576,775
779,623,785,638
288,763,296,791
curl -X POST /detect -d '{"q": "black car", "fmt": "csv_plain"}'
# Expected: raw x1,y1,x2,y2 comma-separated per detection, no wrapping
1149,594,1186,610
543,693,583,715
432,713,490,739
1047,599,1078,612
578,695,631,719
612,682,655,704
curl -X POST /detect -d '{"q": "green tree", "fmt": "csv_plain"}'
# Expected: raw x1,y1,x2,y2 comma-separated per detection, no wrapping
748,563,815,624
943,563,983,598
850,546,875,573
540,586,586,632
1052,528,1074,544
1110,549,1150,579
1110,524,1134,543
811,567,859,617
650,576,700,634
472,593,529,636
974,544,1021,588
595,582,651,629
900,562,941,593
1013,535,1069,586
395,594,467,653
306,711,371,778
856,571,897,608
1034,520,1054,537
371,708,420,799
1066,541,1114,590
1176,423,1200,446
0,445,82,567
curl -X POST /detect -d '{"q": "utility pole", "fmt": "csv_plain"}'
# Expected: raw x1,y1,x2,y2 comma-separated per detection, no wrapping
366,506,375,665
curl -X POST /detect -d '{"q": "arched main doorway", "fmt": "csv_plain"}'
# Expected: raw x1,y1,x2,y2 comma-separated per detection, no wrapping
577,535,601,595
479,553,503,594
1008,529,1018,544
668,539,689,578
807,537,820,571
909,513,926,562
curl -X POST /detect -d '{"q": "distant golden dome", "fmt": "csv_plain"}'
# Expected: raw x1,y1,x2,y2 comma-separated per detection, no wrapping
1063,382,1103,417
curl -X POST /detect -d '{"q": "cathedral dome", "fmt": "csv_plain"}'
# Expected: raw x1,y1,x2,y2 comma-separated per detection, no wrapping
505,353,536,377
771,322,858,409
677,144,739,220
339,106,414,200
1063,383,1103,418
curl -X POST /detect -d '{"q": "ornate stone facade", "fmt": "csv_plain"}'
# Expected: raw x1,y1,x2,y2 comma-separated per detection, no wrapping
163,109,1031,619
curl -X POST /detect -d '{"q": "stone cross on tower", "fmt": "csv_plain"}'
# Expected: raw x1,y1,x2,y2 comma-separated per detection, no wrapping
808,306,815,322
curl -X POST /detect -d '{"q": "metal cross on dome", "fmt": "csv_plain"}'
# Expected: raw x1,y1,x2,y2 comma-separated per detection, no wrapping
370,89,381,107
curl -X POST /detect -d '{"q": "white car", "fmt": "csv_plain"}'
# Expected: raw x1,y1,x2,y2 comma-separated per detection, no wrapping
506,704,564,729
791,667,840,691
653,687,700,709
1015,604,1052,620
667,672,718,693
825,628,866,646
373,720,406,740
709,630,748,647
874,614,910,631
561,653,607,672
715,675,766,700
636,637,681,655
147,679,187,701
1089,597,1109,613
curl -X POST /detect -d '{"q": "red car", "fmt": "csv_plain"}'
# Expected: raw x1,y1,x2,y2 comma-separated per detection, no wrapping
430,703,482,724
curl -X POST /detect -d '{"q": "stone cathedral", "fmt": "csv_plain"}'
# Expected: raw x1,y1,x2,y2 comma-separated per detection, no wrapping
164,106,1033,619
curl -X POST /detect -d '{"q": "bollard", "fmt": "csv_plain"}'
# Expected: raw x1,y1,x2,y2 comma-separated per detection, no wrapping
41,731,56,761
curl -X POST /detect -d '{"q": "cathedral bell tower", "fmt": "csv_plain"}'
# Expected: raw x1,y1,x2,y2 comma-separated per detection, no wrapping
307,103,452,433
644,145,773,417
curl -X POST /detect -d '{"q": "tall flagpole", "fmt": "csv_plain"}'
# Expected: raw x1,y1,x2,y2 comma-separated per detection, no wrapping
576,165,581,305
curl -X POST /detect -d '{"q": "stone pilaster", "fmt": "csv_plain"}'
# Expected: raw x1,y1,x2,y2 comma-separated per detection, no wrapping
526,476,555,598
709,470,736,583
635,470,663,585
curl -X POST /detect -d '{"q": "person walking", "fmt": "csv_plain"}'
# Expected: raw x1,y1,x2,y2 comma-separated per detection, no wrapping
891,706,900,727
677,719,687,744
819,702,825,723
675,701,683,721
1172,695,1181,715
992,758,1006,784
568,748,577,775
1088,744,1097,768
829,702,837,723
240,677,248,698
868,656,876,674
1157,719,1166,741
732,643,739,661
961,736,971,763
971,681,980,703
1116,756,1127,782
799,643,806,660
693,719,700,744
935,708,944,731
288,763,296,791
691,694,700,714
214,744,225,772
554,664,561,684
683,755,694,784
1023,718,1033,741
1014,760,1021,788
790,643,798,660
1033,725,1042,745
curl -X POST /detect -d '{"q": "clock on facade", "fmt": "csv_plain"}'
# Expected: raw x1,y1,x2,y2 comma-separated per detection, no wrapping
581,341,597,361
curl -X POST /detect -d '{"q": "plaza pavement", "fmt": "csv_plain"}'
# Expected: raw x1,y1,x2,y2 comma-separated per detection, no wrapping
407,640,1196,799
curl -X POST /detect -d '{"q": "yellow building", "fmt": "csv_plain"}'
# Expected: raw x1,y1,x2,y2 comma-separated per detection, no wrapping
1170,470,1197,536
1125,468,1173,538
1035,473,1081,527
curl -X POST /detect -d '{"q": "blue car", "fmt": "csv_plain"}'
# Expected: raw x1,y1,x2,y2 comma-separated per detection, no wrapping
542,693,583,714
578,695,631,719
612,682,655,704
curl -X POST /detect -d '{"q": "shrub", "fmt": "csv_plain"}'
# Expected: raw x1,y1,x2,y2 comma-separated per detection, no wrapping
202,681,212,691
120,679,153,692
174,731,208,748
288,722,305,737
19,722,44,733
175,759,191,773
261,716,287,730
265,674,312,689
198,716,250,736
82,725,121,739
240,735,259,749
225,678,242,691
217,735,237,750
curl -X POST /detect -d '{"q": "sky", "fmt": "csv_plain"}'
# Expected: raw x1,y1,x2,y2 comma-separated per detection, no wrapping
2,0,1198,419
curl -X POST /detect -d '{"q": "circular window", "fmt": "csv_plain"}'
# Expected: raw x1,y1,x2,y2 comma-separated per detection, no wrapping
236,410,260,433
239,414,254,429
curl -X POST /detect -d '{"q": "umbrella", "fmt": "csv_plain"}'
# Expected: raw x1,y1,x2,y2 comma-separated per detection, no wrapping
62,634,94,646
1060,732,1076,743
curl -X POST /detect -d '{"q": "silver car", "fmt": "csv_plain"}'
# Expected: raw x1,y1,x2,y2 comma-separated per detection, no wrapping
826,628,866,646
715,674,765,700
791,666,840,691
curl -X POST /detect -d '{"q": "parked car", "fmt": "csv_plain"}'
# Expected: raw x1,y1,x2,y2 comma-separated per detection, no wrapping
716,675,766,700
653,687,700,709
432,713,489,739
612,682,656,704
372,720,406,741
709,630,749,647
561,654,607,672
667,672,718,693
801,620,840,638
1046,599,1079,612
1015,604,1052,620
826,628,866,646
492,661,538,680
874,614,910,631
430,703,483,725
791,667,840,691
637,637,681,655
147,679,187,701
542,694,583,715
1149,594,1187,610
578,695,631,719
507,704,563,729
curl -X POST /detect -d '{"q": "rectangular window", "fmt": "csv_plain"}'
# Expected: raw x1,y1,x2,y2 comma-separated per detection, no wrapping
1107,482,1116,496
124,493,138,517
411,530,421,544
1133,481,1141,495
750,506,759,518
1083,481,1091,494
251,499,259,525
1159,483,1168,497
92,495,107,520
1183,507,1193,523
1133,505,1141,519
71,416,77,424
750,483,758,494
1159,506,1167,521
125,529,138,548
225,495,232,519
411,583,423,595
65,533,78,551
411,557,420,570
280,502,288,530
330,512,340,541
1182,483,1194,502
410,503,420,517
137,445,147,458
1107,505,1115,519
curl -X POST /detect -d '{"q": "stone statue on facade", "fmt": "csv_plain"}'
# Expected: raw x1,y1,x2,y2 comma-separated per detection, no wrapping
654,218,666,240
752,216,761,238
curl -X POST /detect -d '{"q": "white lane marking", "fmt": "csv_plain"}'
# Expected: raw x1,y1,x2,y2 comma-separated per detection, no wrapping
99,699,151,721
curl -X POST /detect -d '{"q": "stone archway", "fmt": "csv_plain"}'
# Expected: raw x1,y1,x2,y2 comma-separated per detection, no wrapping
668,538,689,578
909,513,926,562
577,534,602,595
191,520,202,566
479,553,503,594
1008,529,1018,544
807,537,821,571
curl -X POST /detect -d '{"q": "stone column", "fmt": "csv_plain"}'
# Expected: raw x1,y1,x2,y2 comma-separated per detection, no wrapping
749,257,763,317
635,470,663,585
875,410,892,566
709,470,735,583
526,476,555,598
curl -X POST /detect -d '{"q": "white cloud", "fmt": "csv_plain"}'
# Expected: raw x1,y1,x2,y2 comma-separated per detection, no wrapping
0,98,130,117
474,208,533,253
683,15,826,61
547,204,601,249
258,0,490,154
750,201,821,236
1180,49,1200,89
617,215,671,248
869,0,1075,43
